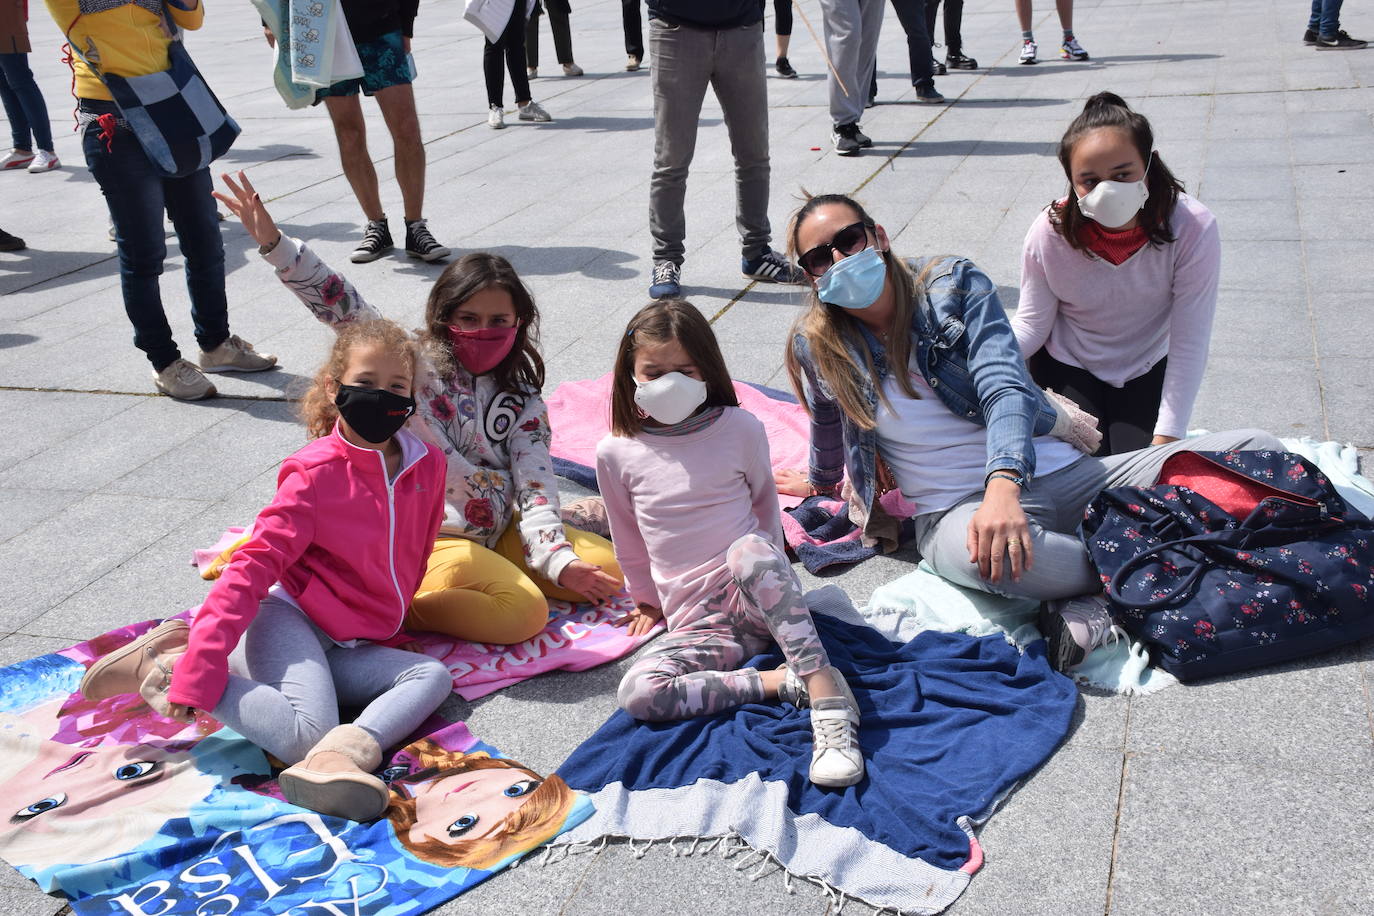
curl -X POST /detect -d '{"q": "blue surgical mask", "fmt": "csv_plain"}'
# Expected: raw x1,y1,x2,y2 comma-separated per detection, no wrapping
815,246,887,310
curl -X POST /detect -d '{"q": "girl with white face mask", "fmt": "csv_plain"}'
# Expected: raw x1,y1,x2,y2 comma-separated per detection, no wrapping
1015,91,1222,455
595,300,865,789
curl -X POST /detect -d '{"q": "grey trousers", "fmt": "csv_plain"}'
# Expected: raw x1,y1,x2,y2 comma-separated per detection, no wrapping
649,18,772,265
210,594,454,765
818,0,885,126
913,429,1285,600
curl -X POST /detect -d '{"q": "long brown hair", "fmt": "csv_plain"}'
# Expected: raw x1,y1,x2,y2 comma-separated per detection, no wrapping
1051,91,1186,255
386,740,575,871
299,319,418,439
421,253,546,394
783,193,921,431
609,299,739,437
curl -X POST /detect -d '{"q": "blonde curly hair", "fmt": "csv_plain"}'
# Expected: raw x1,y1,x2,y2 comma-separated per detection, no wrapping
299,319,419,440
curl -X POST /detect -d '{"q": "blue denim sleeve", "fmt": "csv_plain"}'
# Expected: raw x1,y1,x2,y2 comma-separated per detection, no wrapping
791,335,846,490
946,260,1042,481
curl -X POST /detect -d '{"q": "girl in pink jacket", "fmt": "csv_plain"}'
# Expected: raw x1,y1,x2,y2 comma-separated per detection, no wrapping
79,319,453,822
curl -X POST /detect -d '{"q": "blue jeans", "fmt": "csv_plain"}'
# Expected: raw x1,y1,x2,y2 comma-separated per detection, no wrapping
1309,0,1343,35
0,53,53,151
80,100,230,371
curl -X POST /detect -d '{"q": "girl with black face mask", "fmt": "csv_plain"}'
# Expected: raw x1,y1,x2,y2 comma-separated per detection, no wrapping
80,319,455,823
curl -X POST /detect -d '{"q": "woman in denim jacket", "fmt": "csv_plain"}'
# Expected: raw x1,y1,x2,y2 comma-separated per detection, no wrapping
780,193,1278,671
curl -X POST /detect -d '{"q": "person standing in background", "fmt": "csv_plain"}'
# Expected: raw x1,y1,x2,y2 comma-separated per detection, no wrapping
1,0,60,172
818,0,883,155
925,0,976,70
525,0,584,78
1015,0,1088,64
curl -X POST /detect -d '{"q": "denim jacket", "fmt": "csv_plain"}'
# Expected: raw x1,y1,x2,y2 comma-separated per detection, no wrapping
791,256,1058,550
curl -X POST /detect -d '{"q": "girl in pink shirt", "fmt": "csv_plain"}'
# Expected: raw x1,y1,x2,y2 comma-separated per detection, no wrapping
596,300,864,789
1015,91,1221,454
79,319,453,822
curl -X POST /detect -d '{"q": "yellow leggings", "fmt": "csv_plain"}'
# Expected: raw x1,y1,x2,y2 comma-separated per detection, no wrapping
407,523,622,645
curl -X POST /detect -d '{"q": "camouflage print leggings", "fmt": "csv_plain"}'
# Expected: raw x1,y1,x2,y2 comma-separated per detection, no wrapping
617,533,831,722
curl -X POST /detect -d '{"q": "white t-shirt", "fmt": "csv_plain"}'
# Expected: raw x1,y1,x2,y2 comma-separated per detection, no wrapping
875,359,1081,515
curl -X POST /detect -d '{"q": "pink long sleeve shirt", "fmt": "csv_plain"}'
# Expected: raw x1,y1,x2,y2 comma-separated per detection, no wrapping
594,408,783,629
1014,194,1221,439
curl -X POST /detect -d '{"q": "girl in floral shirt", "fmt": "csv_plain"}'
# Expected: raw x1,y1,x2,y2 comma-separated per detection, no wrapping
217,173,623,644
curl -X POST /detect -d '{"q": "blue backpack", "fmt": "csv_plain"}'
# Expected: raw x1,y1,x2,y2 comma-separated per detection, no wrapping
1081,449,1374,681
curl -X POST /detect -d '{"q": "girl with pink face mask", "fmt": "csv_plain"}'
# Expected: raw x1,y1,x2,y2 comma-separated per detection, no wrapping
216,173,623,646
1015,92,1221,456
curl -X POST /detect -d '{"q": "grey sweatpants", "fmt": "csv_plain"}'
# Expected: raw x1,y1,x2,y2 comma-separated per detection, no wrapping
649,18,772,265
913,429,1284,600
210,594,453,765
818,0,885,126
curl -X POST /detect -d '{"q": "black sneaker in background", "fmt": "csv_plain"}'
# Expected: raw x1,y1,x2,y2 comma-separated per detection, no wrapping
1302,28,1318,44
350,219,394,263
946,50,978,69
853,124,873,148
0,228,25,252
1315,30,1368,49
832,122,862,156
775,56,798,78
404,218,451,262
931,57,947,75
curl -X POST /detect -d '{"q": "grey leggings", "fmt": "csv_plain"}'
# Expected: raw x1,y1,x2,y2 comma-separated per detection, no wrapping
209,594,453,765
913,429,1284,600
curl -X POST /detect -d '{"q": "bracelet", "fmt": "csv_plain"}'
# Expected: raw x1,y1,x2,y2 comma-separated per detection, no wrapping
808,481,841,498
986,470,1026,489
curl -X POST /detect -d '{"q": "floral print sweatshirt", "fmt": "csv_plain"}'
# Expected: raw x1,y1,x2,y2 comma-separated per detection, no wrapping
263,236,578,585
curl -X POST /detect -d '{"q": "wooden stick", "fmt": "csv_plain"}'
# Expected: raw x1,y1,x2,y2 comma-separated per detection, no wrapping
793,0,849,97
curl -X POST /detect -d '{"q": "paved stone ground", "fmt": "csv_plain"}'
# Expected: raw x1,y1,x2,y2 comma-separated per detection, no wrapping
2,0,1372,913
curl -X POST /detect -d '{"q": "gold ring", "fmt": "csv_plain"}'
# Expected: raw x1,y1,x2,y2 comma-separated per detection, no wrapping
1007,537,1022,549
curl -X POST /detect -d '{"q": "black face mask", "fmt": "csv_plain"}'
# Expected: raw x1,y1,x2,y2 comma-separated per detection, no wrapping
334,384,416,444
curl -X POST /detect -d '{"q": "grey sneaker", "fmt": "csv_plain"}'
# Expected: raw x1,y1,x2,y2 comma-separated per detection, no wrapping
809,668,863,788
776,664,809,708
562,62,584,77
200,334,278,373
1039,593,1120,672
154,358,217,400
518,100,552,122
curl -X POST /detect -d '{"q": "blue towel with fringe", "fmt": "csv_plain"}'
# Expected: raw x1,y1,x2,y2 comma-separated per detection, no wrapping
550,614,1077,914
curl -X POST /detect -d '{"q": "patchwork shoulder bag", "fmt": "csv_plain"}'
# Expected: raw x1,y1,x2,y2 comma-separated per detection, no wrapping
1081,448,1374,681
66,6,239,178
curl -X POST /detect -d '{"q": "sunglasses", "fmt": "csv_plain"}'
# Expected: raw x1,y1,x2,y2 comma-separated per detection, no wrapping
798,220,874,278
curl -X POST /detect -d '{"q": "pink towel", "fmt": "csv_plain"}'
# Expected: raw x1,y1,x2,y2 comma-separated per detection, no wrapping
546,373,808,509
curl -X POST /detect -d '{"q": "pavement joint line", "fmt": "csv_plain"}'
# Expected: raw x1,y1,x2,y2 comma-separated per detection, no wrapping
0,385,291,402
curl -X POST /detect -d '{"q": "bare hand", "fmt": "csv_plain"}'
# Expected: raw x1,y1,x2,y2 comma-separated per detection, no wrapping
213,170,282,250
774,467,811,498
263,25,276,48
614,602,663,637
166,703,196,723
1150,434,1180,446
557,559,622,603
965,478,1034,583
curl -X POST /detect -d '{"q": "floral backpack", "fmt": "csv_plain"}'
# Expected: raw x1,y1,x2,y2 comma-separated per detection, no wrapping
1080,449,1374,681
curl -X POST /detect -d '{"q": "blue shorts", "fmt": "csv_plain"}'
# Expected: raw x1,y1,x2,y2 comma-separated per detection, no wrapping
316,31,411,101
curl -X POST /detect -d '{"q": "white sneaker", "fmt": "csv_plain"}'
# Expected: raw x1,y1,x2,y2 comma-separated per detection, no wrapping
2,149,34,170
154,359,217,400
518,100,552,122
199,334,278,373
27,150,59,173
527,66,538,79
488,105,506,129
562,62,584,77
809,690,864,788
1019,39,1038,64
626,54,642,71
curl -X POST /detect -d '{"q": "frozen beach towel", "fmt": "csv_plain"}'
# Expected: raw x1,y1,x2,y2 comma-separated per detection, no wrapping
0,621,592,915
550,613,1078,915
192,531,658,701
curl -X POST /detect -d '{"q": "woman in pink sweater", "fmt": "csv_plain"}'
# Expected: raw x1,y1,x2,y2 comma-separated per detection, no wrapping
597,300,865,789
79,319,453,822
1015,92,1221,455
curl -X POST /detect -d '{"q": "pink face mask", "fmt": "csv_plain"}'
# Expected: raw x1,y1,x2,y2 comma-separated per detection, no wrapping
447,324,519,375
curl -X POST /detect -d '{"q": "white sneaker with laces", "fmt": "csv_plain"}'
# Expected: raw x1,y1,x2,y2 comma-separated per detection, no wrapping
809,690,864,788
199,334,278,373
562,62,584,76
488,105,506,129
2,149,35,170
1060,37,1090,60
518,100,552,122
154,358,217,400
27,150,59,173
527,66,538,79
1019,39,1038,64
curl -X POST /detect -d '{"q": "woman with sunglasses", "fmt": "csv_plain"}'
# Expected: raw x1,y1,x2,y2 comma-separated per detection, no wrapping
779,193,1277,672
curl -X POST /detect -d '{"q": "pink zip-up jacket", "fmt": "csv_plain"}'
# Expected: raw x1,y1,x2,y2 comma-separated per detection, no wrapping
169,426,447,712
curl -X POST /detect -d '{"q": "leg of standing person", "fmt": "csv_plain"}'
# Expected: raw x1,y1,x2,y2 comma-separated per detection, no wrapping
162,168,232,360
526,0,544,71
888,0,940,100
818,0,884,151
622,0,644,67
774,0,797,75
1057,0,1089,59
0,59,33,157
1015,0,1038,62
0,53,56,169
323,93,396,263
647,19,713,286
372,80,449,261
711,22,773,266
484,29,508,109
1313,0,1365,46
503,4,534,105
545,0,578,70
83,108,207,397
